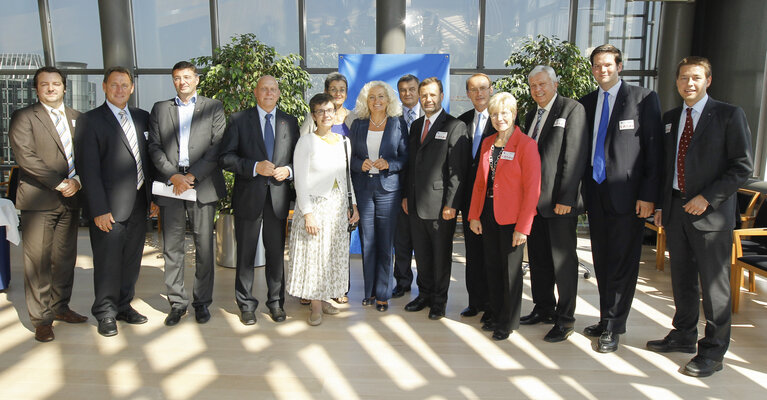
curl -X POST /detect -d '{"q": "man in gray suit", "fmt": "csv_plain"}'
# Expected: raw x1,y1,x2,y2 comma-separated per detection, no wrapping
148,61,226,326
9,66,88,342
647,56,752,377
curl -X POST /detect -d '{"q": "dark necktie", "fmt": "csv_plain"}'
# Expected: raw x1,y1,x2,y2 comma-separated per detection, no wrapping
264,113,274,161
531,108,545,141
677,107,694,193
592,92,609,183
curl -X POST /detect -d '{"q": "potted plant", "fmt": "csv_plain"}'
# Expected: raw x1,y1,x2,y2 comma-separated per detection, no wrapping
192,33,311,267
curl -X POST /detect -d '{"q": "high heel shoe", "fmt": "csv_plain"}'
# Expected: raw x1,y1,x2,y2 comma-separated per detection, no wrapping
362,297,375,306
376,301,388,312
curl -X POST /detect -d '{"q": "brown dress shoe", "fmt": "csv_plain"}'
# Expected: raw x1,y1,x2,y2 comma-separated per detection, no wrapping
54,309,88,324
35,325,55,342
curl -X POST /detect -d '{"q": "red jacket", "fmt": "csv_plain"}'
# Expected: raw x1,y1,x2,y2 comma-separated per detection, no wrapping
468,127,541,235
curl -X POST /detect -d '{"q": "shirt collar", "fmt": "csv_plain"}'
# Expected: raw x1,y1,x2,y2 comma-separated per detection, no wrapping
40,101,65,115
475,107,489,119
106,100,128,115
599,80,622,99
683,94,709,115
174,92,197,107
256,104,276,120
538,93,557,112
425,108,443,125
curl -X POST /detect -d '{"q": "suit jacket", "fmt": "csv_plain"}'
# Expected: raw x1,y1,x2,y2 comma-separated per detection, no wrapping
467,127,541,234
579,80,663,214
219,107,299,220
403,110,470,219
75,103,153,221
349,116,408,193
148,95,226,205
660,97,753,231
523,95,589,218
9,102,81,211
458,108,496,215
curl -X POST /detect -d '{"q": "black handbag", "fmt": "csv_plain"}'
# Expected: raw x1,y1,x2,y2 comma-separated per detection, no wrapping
343,137,358,232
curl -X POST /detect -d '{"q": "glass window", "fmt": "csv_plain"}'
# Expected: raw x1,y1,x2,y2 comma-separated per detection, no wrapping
219,0,299,57
484,0,571,69
133,0,212,68
306,0,376,68
136,75,178,111
0,2,43,57
406,0,478,69
64,74,103,113
50,0,103,68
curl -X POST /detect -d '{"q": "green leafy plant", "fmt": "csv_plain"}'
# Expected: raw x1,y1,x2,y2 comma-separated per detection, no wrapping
494,35,596,126
191,33,311,213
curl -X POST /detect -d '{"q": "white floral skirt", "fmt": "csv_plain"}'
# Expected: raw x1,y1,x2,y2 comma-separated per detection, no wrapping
286,186,350,300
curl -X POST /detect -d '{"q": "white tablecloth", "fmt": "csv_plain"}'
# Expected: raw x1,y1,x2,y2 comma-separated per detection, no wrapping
0,198,19,245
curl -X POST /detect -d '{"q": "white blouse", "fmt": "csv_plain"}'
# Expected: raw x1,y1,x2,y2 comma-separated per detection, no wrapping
293,132,356,214
366,129,384,174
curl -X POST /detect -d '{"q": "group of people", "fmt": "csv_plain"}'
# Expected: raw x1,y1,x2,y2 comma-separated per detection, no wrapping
9,43,753,378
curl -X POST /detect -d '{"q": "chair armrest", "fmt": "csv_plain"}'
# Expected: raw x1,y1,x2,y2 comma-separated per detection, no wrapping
733,228,767,258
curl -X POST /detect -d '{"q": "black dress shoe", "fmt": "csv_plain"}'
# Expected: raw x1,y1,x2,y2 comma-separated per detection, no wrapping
583,322,605,337
492,330,510,340
682,355,723,377
544,325,574,343
116,308,148,324
597,331,619,353
646,337,696,353
481,321,495,332
195,306,211,324
376,302,389,312
519,311,554,325
404,297,429,312
480,311,492,324
164,308,187,326
240,311,257,325
391,286,409,298
269,306,286,322
428,305,445,320
98,317,118,337
460,306,480,317
362,297,376,306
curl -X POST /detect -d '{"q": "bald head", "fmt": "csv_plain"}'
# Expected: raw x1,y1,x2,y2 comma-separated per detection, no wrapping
255,75,280,112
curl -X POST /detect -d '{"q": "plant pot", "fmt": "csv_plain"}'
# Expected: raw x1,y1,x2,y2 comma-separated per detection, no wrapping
215,213,237,268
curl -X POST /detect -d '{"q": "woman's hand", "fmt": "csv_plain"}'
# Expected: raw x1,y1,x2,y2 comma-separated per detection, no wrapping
372,158,389,170
361,159,373,172
512,231,527,247
304,213,319,236
469,219,482,235
348,205,360,224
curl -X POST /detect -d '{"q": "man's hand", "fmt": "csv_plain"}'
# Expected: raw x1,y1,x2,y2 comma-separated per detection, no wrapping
272,166,290,181
469,219,482,235
442,206,456,220
361,159,373,172
636,200,654,219
94,213,115,232
402,198,408,215
654,210,662,227
512,231,527,247
59,179,81,197
684,195,709,216
372,158,389,170
553,203,571,215
256,160,275,177
169,173,194,195
149,202,159,218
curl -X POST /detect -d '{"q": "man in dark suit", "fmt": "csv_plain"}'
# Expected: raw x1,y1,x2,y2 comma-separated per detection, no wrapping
9,66,88,342
521,66,589,342
392,74,422,298
402,77,470,320
148,61,226,326
647,57,752,377
220,75,299,325
75,66,158,337
457,73,494,321
579,44,663,352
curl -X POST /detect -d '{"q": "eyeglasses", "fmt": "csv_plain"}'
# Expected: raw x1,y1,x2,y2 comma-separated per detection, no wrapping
467,86,491,94
313,108,336,116
328,87,346,94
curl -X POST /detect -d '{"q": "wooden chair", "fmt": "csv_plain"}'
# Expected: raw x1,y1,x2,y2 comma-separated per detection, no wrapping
645,218,666,271
737,188,765,229
0,166,19,204
731,227,767,313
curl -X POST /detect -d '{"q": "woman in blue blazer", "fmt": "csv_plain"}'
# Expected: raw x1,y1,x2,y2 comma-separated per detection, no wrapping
349,81,409,311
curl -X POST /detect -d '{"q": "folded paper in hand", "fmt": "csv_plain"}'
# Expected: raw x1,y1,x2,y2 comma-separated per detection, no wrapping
152,181,196,201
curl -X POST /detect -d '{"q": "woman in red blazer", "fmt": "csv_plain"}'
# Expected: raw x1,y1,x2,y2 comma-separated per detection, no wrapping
468,92,541,340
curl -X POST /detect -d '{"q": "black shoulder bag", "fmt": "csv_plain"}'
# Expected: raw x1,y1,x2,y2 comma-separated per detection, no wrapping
343,137,358,232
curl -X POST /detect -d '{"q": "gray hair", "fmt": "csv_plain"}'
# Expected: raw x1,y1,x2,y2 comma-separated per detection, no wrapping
353,81,403,119
528,65,559,83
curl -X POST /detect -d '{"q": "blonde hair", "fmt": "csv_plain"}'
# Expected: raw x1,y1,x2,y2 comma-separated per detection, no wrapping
353,81,402,119
488,92,517,119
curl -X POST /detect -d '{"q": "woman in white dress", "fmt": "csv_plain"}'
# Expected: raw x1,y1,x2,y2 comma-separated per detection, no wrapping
287,93,360,326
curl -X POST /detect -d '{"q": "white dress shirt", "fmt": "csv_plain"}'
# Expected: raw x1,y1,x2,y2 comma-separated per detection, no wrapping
591,80,622,164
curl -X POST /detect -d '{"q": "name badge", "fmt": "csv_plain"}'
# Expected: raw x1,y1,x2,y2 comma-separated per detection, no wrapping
143,131,149,139
665,123,672,134
435,131,448,140
71,120,76,127
500,151,515,161
553,118,566,128
619,120,635,130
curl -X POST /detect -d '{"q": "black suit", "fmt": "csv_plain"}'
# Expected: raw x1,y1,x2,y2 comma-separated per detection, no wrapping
660,97,752,361
523,95,589,327
75,102,153,320
457,108,494,312
219,107,299,312
579,81,663,333
148,95,226,311
403,109,470,308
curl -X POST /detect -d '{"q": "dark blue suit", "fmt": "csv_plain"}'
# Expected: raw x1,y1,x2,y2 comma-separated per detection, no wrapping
349,117,408,301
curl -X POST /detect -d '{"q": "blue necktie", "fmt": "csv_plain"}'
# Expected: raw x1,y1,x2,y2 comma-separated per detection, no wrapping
472,112,483,157
264,113,274,161
407,109,415,130
592,92,609,183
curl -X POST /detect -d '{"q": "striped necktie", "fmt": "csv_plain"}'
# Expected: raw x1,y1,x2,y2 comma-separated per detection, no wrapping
531,108,545,141
406,109,415,129
119,110,144,189
51,109,75,178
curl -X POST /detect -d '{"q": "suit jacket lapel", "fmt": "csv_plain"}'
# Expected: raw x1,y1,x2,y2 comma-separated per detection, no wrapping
420,110,446,147
537,96,563,144
689,99,715,150
33,103,67,156
605,82,628,150
249,108,267,158
358,119,371,157
167,100,181,151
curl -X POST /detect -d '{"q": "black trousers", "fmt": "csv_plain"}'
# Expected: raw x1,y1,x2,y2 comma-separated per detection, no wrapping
462,211,488,310
234,190,286,311
527,214,579,327
480,197,525,333
393,207,414,289
90,190,147,320
409,213,457,307
666,195,732,361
